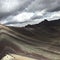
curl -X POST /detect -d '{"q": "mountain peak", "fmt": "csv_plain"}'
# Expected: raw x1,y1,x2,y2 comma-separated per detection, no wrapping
25,19,60,28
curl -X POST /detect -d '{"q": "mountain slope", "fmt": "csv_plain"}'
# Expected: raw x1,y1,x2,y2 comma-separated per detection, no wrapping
0,19,60,60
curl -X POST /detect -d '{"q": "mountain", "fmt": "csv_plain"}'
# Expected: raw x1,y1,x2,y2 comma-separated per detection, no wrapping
0,19,60,60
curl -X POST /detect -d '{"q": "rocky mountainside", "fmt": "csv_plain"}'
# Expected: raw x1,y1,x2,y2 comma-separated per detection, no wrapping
0,19,60,60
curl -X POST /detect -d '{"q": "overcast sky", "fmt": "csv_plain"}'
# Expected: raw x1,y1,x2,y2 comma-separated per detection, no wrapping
0,0,60,27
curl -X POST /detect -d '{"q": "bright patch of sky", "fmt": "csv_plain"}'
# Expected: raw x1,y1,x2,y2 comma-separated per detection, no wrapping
1,10,60,27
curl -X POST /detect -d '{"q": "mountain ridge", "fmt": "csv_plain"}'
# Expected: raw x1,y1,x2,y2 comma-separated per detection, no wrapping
0,19,60,60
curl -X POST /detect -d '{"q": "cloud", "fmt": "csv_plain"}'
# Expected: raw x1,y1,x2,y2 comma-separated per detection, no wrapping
0,0,60,17
13,12,34,22
25,0,60,12
1,10,60,27
0,0,60,27
0,0,34,18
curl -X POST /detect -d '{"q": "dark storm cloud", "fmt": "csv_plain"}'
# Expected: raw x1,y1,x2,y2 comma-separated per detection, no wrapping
0,0,60,18
26,0,60,12
49,6,60,12
0,0,35,18
1,0,60,27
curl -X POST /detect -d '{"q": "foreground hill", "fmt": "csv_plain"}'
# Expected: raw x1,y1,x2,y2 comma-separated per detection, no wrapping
0,19,60,60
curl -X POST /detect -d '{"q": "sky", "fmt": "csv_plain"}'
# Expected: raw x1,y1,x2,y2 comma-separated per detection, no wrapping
0,0,60,27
